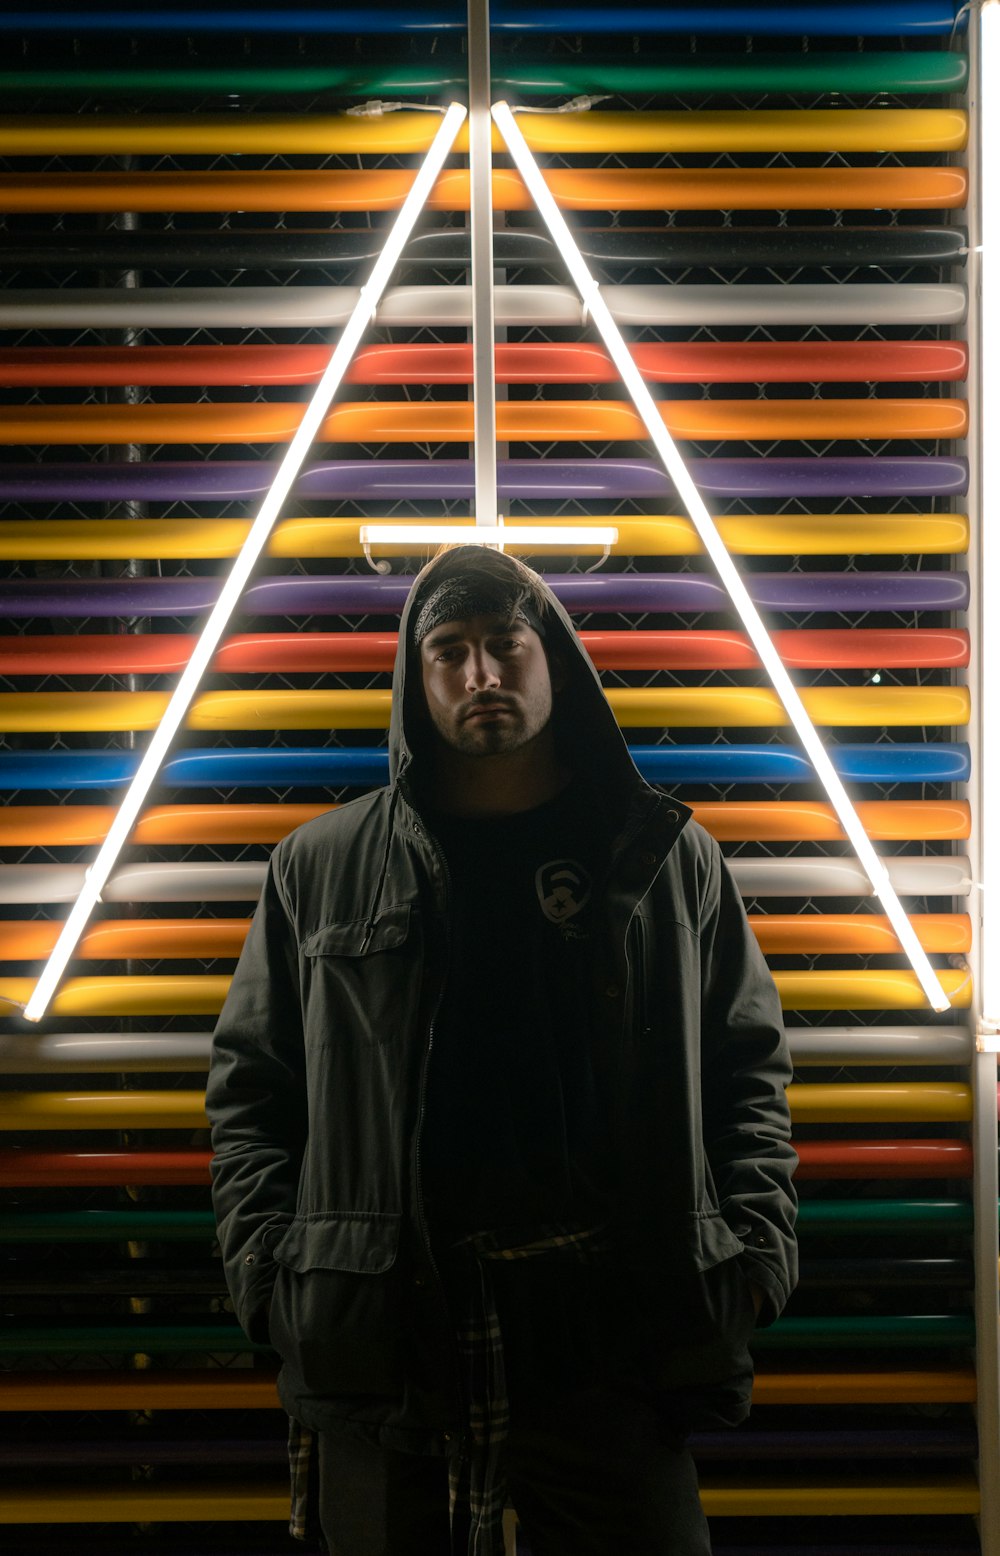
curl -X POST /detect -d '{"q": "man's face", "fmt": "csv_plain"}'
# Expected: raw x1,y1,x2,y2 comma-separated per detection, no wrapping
419,611,554,758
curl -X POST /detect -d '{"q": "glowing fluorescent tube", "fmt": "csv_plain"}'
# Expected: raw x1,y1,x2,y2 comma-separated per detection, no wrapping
359,523,618,549
492,98,950,1013
979,1,1000,1044
23,102,467,1025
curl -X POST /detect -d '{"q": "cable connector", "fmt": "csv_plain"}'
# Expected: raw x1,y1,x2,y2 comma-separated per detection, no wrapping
346,100,403,118
346,100,447,118
515,94,611,115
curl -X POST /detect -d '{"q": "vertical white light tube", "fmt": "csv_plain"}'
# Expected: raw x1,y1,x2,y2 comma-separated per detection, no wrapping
964,15,1000,1543
23,102,468,1024
493,98,950,1012
968,10,1000,1552
978,0,1000,1041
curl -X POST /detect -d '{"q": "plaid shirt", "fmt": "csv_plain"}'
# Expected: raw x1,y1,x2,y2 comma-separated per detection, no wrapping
288,1416,315,1544
287,1222,613,1554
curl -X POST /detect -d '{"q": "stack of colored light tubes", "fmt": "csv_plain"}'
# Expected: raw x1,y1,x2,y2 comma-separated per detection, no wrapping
0,4,987,1554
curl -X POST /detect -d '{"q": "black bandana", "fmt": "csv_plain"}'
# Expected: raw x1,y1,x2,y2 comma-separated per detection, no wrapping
413,576,546,646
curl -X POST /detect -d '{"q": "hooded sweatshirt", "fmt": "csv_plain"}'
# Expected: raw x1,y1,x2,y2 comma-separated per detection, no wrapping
206,549,797,1447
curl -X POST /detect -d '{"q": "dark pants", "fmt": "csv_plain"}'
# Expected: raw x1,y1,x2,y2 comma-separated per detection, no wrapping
315,1386,711,1556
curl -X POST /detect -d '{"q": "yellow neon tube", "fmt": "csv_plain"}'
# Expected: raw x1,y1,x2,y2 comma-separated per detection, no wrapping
0,686,970,733
0,512,967,561
0,1081,970,1130
774,969,972,1010
0,109,967,156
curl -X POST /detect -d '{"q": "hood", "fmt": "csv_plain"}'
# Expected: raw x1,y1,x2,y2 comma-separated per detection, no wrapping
389,548,655,809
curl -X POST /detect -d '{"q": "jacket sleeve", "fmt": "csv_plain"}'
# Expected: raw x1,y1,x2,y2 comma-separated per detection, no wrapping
699,837,798,1326
205,847,307,1342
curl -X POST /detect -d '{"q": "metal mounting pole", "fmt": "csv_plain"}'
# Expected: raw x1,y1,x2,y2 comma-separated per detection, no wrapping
467,0,498,530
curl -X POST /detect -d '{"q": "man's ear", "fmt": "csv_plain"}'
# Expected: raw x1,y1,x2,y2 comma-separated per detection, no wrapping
547,648,568,693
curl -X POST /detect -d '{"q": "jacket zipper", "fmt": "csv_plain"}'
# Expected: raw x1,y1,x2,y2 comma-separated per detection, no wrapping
627,908,649,1042
617,908,648,1184
411,818,468,1452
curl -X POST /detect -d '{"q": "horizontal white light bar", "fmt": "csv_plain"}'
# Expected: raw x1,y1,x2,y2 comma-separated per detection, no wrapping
23,101,468,1025
0,282,966,330
492,98,951,1014
980,1,1000,1035
360,523,618,549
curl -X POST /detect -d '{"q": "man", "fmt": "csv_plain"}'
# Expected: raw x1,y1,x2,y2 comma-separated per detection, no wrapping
207,544,797,1556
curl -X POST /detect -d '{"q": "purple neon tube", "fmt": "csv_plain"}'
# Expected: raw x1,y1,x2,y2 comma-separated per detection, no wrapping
0,572,970,618
0,457,969,502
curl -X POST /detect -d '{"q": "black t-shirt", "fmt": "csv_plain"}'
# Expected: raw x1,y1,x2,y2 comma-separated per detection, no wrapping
420,782,617,1242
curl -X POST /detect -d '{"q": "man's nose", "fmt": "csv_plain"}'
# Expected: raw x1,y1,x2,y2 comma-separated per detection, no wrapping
465,652,502,691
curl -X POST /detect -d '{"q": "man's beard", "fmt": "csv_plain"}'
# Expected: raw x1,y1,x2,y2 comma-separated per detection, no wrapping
448,705,527,756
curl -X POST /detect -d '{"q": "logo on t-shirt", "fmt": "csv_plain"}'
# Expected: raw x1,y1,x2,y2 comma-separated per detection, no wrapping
535,859,592,929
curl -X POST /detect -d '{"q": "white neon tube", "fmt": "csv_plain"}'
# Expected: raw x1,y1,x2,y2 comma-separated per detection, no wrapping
360,523,618,549
492,98,951,1013
979,0,1000,1041
23,101,468,1025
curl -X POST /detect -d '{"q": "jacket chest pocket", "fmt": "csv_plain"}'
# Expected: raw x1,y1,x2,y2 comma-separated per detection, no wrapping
301,905,416,1047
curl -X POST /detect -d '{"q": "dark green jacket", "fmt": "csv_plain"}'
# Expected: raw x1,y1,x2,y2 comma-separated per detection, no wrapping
206,566,797,1449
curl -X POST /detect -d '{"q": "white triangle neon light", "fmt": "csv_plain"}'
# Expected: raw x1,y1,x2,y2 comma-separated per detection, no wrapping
25,92,954,1019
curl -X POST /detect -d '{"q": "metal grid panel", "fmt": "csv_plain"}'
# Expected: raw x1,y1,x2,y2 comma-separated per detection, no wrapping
0,13,980,1554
